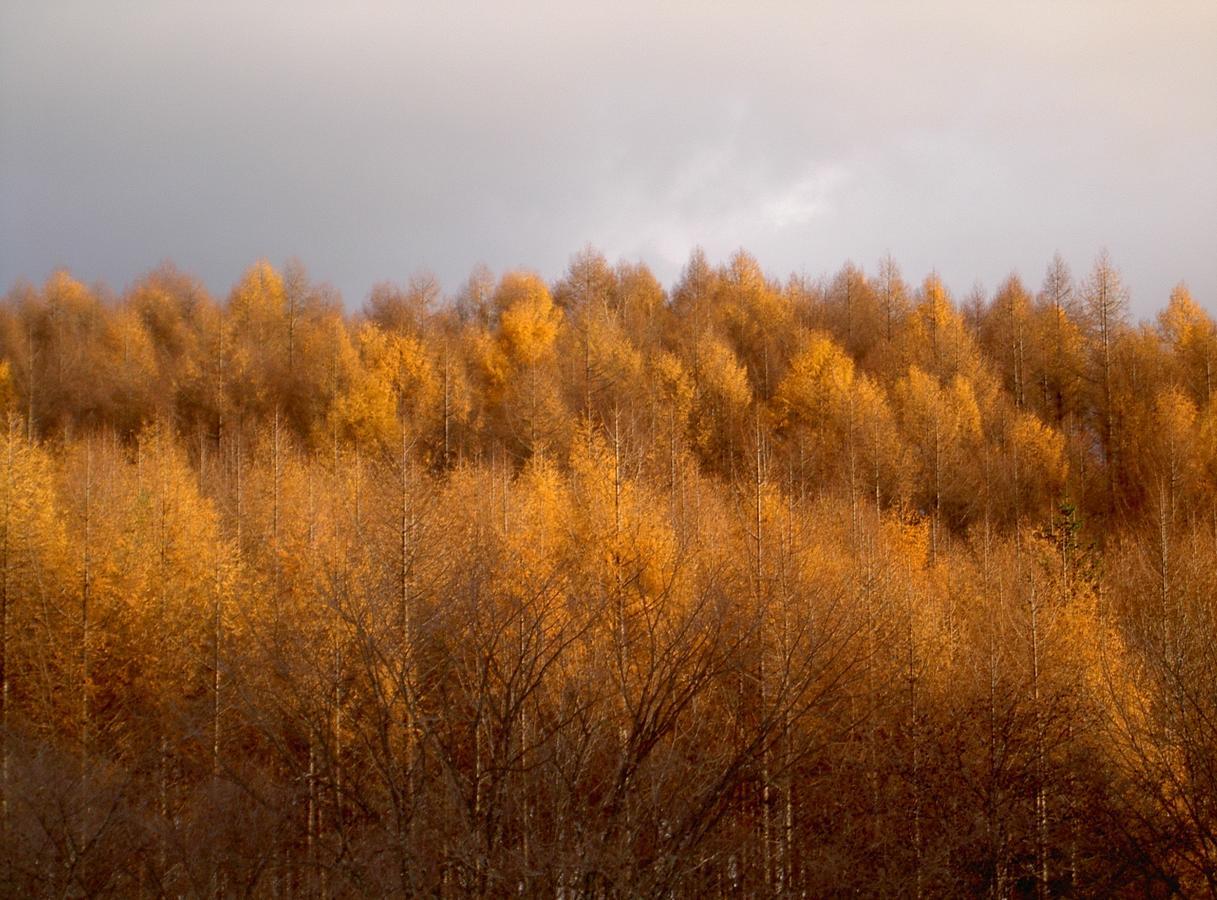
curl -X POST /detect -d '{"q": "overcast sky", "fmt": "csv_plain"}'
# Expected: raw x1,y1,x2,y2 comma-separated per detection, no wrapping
2,1,1215,316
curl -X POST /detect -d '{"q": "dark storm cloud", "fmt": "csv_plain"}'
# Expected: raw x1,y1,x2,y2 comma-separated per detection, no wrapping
2,1,1215,314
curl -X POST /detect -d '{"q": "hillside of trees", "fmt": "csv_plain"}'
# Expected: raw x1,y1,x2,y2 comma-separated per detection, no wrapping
1,247,1215,896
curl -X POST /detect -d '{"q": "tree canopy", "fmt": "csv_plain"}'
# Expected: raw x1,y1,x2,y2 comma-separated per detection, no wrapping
1,249,1215,896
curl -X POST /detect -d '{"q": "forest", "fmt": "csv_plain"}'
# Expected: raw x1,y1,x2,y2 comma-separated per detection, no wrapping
0,246,1215,897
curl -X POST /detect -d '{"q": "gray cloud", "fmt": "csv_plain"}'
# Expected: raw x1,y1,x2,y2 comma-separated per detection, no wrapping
2,0,1214,315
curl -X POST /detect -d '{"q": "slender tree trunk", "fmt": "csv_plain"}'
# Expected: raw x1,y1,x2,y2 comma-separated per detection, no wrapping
210,554,223,899
753,410,772,892
1028,582,1049,899
25,325,36,442
442,355,452,467
904,574,923,898
0,420,13,863
78,438,93,889
399,425,416,830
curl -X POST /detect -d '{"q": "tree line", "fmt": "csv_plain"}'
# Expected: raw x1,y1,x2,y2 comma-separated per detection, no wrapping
0,247,1215,896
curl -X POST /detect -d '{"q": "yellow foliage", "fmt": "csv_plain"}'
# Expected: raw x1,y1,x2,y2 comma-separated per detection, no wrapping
0,430,70,721
1152,387,1198,450
569,428,679,604
392,335,440,418
12,250,1217,893
1,428,66,573
331,352,398,451
695,337,751,412
690,336,752,464
43,269,94,314
890,369,983,525
895,367,982,454
122,426,225,643
496,271,562,368
881,513,931,573
0,360,14,414
1010,410,1068,495
897,275,980,381
849,373,910,505
471,327,511,394
328,324,442,450
585,314,643,394
500,453,571,590
1028,297,1087,422
1199,394,1217,497
229,259,286,325
1147,387,1202,504
1158,284,1216,405
773,330,855,431
948,375,982,441
652,351,694,423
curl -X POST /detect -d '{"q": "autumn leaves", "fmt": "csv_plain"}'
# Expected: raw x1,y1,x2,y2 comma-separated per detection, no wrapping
1,247,1216,894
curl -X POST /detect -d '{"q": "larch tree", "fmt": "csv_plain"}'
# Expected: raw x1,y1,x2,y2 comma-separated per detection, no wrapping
1158,283,1216,406
491,272,565,460
1080,251,1129,515
1,248,1214,895
893,366,984,557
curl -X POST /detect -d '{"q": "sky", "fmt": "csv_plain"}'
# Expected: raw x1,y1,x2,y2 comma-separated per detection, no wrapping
2,1,1215,317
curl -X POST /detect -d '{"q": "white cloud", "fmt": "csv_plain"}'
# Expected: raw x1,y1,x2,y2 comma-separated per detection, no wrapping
762,165,849,230
594,143,851,276
2,1,1214,311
